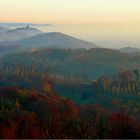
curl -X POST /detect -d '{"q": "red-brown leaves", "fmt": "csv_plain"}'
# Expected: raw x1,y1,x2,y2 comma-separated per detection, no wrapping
106,113,140,139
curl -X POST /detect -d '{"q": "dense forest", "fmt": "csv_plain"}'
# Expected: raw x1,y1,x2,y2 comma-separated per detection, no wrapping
0,58,140,138
1,87,140,139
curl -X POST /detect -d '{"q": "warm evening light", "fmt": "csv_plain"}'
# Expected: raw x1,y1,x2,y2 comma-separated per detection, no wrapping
0,0,140,24
1,1,140,139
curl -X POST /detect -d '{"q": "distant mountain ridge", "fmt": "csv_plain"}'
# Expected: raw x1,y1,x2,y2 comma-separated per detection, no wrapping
0,26,43,42
0,22,54,27
15,32,99,49
8,25,43,36
118,47,140,53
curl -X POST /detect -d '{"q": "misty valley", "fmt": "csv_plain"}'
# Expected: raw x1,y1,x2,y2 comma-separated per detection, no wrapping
0,25,140,139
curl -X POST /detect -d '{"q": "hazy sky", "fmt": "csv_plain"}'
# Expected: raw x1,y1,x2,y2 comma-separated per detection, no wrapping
0,0,140,24
0,0,140,48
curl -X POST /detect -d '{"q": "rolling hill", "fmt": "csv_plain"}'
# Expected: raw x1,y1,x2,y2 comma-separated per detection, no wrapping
0,48,139,80
15,32,98,49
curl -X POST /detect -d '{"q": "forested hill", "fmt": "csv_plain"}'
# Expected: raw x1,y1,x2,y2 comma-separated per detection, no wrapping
0,48,140,79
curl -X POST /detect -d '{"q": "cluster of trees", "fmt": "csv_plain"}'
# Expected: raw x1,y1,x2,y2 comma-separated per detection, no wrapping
0,64,36,77
0,87,140,139
101,70,140,96
0,87,78,139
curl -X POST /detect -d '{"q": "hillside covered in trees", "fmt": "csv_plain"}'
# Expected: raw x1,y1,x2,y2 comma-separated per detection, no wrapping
1,48,140,80
1,83,140,139
0,48,140,138
0,61,139,138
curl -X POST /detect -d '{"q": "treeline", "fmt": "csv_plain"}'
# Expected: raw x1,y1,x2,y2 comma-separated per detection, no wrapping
0,64,91,84
100,70,140,97
0,64,36,77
